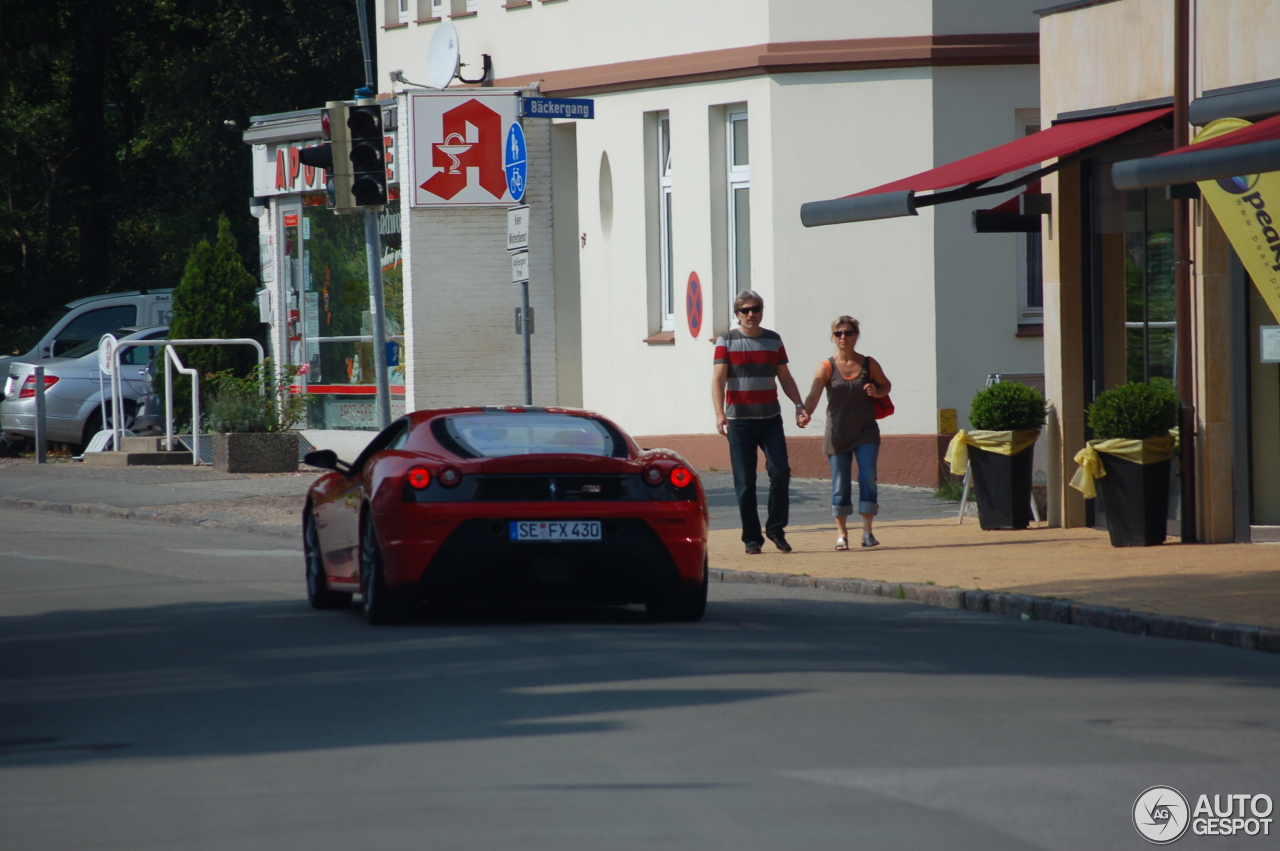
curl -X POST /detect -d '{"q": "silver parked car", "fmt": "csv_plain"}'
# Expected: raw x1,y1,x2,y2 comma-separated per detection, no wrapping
1,326,168,450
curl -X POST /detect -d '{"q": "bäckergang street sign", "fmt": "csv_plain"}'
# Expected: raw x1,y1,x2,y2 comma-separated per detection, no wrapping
522,97,594,120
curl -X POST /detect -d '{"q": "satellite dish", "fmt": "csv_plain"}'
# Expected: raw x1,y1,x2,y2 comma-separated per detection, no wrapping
427,22,461,89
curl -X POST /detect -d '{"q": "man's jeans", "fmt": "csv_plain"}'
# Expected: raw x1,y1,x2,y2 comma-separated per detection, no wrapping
727,415,791,546
829,442,879,516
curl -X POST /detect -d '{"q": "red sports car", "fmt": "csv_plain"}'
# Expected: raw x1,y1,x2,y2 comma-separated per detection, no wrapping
302,406,709,624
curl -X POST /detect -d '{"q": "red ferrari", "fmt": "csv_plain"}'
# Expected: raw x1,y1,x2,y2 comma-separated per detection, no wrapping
302,407,709,624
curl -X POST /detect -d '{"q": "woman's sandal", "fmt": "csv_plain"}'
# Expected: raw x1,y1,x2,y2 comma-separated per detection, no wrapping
862,532,880,548
835,536,849,551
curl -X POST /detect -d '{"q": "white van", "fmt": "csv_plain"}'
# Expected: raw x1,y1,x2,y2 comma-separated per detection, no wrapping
0,290,173,379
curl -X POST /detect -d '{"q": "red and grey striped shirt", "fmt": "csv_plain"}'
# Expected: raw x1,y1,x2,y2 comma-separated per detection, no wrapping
714,328,789,419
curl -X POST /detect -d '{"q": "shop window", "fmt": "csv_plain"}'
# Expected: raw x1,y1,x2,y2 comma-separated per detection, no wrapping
727,108,751,322
1090,155,1178,394
657,113,675,332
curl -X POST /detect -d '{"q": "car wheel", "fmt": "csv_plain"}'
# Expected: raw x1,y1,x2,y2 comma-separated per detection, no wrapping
304,508,352,610
79,401,137,453
359,511,413,625
646,557,709,622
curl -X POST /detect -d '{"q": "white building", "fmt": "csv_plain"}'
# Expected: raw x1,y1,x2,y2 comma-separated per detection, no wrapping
253,0,1048,484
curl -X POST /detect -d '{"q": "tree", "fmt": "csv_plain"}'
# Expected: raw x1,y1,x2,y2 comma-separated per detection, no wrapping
172,213,260,370
167,214,262,420
0,0,369,354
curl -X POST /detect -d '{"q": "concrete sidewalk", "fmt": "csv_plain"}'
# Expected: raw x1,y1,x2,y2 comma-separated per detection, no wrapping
2,456,1277,651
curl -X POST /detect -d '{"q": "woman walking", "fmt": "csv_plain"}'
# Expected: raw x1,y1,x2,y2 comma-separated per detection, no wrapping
799,316,892,550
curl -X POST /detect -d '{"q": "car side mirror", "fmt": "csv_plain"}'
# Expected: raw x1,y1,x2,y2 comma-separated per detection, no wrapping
304,449,353,475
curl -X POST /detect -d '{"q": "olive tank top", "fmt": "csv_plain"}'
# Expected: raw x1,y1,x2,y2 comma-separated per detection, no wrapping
821,356,881,456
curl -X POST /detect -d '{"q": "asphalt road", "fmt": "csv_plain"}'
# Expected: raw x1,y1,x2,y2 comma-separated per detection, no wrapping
1,508,1277,850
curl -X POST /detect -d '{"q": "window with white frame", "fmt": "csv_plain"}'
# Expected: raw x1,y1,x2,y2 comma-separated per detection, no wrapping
467,0,478,11
1017,111,1043,324
657,113,675,331
727,109,750,319
431,0,444,17
398,0,411,23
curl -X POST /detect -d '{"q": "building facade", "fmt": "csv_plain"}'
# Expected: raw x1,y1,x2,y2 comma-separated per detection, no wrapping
1038,0,1280,542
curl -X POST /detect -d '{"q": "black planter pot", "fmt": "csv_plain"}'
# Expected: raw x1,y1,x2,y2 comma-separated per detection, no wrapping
1096,453,1171,547
969,444,1034,530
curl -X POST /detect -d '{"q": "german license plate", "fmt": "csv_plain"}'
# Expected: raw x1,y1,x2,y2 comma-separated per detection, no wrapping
510,520,602,542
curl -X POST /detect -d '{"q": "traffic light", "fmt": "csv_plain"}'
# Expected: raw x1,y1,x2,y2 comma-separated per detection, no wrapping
297,102,353,211
346,103,387,208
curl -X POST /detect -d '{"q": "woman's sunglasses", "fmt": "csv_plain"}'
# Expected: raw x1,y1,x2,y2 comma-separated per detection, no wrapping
833,330,858,338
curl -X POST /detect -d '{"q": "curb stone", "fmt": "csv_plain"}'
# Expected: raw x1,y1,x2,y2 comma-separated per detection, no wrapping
709,567,1279,657
3,495,1275,654
0,496,302,541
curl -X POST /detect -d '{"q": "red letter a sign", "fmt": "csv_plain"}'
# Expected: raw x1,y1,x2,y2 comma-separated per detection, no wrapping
423,99,507,201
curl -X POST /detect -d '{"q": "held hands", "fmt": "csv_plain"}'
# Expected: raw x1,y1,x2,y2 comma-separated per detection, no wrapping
795,404,811,428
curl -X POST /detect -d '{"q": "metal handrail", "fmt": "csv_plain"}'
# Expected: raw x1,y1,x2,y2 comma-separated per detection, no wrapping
109,338,266,455
163,347,201,465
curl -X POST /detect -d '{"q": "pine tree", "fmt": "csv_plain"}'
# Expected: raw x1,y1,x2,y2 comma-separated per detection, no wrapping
167,215,262,423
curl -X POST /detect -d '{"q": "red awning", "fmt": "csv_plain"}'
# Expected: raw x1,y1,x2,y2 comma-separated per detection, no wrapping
802,107,1172,226
1112,111,1280,190
855,108,1171,196
1160,111,1280,156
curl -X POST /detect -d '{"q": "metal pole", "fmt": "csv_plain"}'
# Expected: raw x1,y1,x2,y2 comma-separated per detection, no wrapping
33,366,47,464
364,209,391,429
354,0,375,89
521,280,532,405
1173,0,1197,543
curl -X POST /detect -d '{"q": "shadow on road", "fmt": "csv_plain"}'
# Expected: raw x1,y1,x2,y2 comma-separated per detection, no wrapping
1,590,1278,768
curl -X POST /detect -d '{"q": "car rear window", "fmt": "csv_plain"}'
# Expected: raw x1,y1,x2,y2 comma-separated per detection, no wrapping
441,413,620,458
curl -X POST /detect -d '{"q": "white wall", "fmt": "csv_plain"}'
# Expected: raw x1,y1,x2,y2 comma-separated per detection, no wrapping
769,70,940,438
931,65,1044,428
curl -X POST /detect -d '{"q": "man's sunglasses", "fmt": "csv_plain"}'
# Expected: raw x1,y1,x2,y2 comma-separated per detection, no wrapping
737,305,763,315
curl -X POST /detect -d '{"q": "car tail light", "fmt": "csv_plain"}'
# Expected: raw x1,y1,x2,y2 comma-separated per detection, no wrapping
18,374,59,399
438,465,462,487
407,467,431,489
670,466,693,488
642,464,664,486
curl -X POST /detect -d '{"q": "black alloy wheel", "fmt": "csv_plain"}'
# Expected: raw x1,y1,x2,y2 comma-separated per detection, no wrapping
645,556,709,622
304,508,352,610
359,511,413,624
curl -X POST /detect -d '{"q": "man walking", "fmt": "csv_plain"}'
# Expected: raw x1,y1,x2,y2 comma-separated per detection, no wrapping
712,290,809,554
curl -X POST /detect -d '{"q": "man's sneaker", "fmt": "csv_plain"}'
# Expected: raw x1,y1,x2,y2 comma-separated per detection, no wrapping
745,542,763,555
862,532,880,548
767,533,792,553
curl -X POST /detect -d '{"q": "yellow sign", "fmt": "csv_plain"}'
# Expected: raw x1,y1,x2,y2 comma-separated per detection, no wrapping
938,408,957,434
1195,118,1280,322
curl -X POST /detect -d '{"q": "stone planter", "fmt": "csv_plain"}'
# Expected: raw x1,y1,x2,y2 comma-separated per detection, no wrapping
212,432,298,474
969,443,1036,530
1096,453,1172,547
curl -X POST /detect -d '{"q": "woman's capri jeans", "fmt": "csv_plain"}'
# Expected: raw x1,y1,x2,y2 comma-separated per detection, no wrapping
829,443,879,517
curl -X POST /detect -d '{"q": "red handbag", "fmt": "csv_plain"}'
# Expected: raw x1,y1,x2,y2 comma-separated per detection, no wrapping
869,357,894,419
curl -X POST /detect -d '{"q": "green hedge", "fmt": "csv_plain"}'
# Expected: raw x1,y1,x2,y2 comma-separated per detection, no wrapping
968,381,1048,431
1087,381,1179,440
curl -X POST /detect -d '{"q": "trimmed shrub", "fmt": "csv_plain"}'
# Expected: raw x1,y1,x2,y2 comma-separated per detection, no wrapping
1086,381,1179,440
968,381,1048,431
204,362,308,434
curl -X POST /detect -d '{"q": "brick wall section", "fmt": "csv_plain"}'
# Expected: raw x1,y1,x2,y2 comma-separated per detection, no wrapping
401,95,557,410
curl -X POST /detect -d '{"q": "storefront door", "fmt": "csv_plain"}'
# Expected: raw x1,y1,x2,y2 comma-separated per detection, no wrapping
1083,139,1181,531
